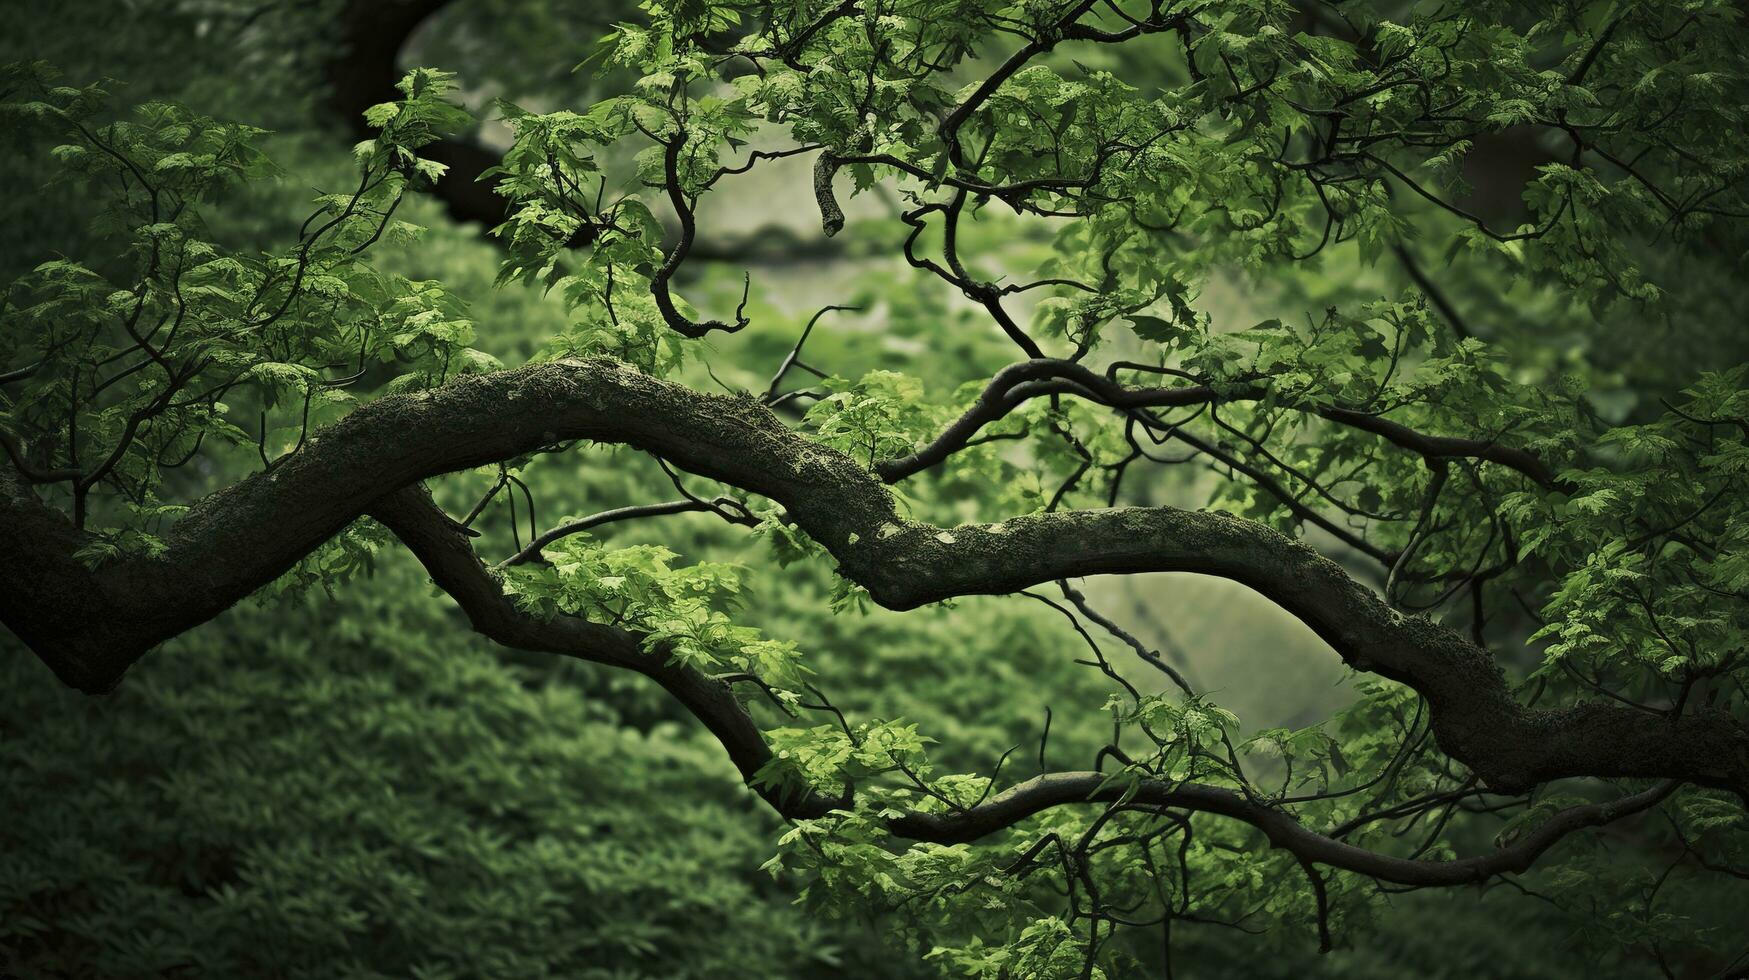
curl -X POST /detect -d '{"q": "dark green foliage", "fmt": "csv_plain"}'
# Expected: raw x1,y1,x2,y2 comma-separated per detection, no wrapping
0,554,856,979
3,0,1749,976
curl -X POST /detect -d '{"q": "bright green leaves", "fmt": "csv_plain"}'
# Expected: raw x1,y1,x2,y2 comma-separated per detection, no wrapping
926,917,1105,980
740,637,812,690
506,537,741,664
759,718,935,797
0,65,482,536
379,278,495,392
487,90,732,374
1501,371,1749,696
488,100,619,285
355,67,472,185
8,74,275,213
765,808,988,950
4,0,1745,973
1102,691,1243,786
1239,723,1348,794
504,534,813,693
69,501,188,567
747,7,950,156
604,0,746,67
804,370,940,467
532,284,688,377
752,717,1096,964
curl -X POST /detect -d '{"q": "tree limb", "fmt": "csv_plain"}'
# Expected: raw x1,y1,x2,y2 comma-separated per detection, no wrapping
876,359,1561,487
0,358,1742,799
369,482,1684,889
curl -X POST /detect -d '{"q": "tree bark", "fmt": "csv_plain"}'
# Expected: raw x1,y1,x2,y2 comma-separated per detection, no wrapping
3,358,1744,800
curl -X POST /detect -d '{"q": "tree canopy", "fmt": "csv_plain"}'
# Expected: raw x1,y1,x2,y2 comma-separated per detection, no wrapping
3,0,1748,976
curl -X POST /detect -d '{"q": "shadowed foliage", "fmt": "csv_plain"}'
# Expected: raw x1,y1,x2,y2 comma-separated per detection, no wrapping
3,0,1748,976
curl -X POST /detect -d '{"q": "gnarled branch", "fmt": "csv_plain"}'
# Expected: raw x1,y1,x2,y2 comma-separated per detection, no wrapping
1,358,1743,800
370,482,1683,889
876,358,1560,487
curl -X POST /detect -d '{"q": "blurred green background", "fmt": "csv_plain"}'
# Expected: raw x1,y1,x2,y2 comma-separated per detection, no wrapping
1,2,1732,977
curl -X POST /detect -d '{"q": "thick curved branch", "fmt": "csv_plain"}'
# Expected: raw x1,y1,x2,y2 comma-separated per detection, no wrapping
370,484,1681,890
0,358,1743,799
366,483,837,819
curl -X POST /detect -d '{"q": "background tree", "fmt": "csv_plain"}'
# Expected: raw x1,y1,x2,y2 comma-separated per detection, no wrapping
2,0,1747,977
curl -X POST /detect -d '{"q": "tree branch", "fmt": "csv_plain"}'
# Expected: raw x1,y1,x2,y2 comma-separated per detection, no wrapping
876,359,1561,487
889,774,1678,887
370,483,1685,890
0,358,1742,799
